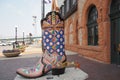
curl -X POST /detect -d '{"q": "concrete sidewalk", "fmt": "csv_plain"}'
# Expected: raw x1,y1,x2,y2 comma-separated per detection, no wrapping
0,53,120,80
0,46,120,80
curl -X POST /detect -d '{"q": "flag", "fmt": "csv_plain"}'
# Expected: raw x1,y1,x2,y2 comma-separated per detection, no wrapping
44,0,51,4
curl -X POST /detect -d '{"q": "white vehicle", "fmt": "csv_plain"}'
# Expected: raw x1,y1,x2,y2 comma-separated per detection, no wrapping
6,42,12,46
0,43,7,46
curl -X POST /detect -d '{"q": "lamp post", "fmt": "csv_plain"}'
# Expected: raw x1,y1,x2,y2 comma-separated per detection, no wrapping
41,0,45,19
13,26,18,49
32,16,37,37
23,32,25,45
15,27,18,44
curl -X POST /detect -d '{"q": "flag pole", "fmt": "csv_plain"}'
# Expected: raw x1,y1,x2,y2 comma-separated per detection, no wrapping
42,0,45,19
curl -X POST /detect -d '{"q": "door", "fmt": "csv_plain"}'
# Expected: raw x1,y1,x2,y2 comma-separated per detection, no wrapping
110,0,120,64
111,18,120,64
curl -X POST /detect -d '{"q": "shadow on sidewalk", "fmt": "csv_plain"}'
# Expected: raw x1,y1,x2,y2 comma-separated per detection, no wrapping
0,51,120,80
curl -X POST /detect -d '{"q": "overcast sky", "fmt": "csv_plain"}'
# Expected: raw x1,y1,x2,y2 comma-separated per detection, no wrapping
0,0,51,39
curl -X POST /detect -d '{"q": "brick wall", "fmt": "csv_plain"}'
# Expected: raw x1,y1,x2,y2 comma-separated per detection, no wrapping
64,0,111,63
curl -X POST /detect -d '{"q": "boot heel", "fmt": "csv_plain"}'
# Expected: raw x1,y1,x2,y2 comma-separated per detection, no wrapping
52,67,65,75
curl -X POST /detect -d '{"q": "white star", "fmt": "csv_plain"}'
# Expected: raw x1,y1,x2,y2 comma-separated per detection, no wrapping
46,39,49,42
47,46,50,49
49,35,52,38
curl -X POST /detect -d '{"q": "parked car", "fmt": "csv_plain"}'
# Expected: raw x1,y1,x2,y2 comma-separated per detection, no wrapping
6,42,12,46
0,43,7,46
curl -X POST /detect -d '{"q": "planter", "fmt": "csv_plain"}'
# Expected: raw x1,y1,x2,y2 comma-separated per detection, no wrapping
2,49,21,57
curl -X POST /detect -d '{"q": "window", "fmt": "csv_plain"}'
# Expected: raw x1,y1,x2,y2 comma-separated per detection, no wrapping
60,0,77,19
60,5,64,18
62,5,65,16
66,0,70,12
64,0,67,15
87,6,98,45
72,0,77,5
60,6,62,15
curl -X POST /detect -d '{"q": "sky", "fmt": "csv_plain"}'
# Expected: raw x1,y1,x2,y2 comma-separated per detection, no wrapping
0,0,52,39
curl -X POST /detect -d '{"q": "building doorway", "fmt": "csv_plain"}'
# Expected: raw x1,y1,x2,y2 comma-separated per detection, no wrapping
110,0,120,64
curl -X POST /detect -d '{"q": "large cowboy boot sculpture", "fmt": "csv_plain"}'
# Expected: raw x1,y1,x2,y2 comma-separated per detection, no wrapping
16,11,79,78
16,11,66,78
16,0,80,78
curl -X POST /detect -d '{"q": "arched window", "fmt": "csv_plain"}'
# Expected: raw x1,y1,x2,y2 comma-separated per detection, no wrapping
87,6,98,45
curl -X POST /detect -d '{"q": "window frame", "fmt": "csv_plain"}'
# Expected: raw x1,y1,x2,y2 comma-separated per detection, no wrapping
60,5,65,18
87,6,98,46
66,0,70,13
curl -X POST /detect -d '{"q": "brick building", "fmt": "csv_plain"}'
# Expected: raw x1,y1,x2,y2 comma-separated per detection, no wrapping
57,0,120,64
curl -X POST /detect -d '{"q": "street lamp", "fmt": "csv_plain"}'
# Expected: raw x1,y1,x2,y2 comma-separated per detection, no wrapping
23,32,25,45
13,26,18,49
41,0,45,19
32,16,37,37
15,26,18,44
